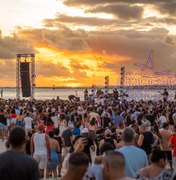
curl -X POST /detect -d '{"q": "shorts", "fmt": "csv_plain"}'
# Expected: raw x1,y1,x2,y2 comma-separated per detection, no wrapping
62,147,71,157
11,118,16,124
0,123,8,131
163,151,172,161
33,154,48,170
7,119,10,127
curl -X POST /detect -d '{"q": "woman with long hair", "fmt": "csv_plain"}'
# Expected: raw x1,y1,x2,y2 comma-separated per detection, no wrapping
151,124,162,150
46,130,60,178
10,108,17,129
44,113,54,134
53,128,64,177
16,110,24,127
89,117,97,141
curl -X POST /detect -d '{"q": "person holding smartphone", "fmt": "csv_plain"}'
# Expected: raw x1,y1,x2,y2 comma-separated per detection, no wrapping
81,128,95,163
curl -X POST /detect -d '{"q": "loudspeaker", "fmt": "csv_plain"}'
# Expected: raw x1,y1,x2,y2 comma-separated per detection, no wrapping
20,62,31,97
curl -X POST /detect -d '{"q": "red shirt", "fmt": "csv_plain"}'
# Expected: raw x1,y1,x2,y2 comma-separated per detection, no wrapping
170,134,176,157
11,113,16,118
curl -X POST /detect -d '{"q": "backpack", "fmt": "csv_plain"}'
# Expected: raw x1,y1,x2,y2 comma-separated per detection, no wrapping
95,135,104,155
104,137,116,149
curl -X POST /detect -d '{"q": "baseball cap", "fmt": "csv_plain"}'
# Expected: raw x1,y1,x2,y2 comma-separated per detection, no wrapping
68,123,74,129
105,129,112,136
82,128,89,134
37,123,45,131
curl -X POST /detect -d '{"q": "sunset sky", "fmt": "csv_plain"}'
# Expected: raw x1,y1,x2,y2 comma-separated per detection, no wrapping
0,0,176,87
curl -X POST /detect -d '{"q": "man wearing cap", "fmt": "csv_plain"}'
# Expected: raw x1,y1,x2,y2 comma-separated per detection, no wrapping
31,123,50,179
62,123,74,157
99,129,118,150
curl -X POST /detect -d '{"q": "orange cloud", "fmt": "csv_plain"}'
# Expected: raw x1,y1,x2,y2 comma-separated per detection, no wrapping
33,47,130,86
1,22,176,87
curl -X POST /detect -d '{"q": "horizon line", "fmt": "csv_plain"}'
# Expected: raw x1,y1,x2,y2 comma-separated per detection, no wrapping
0,85,175,89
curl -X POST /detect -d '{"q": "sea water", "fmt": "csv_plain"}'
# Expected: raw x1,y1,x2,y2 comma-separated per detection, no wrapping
0,87,175,101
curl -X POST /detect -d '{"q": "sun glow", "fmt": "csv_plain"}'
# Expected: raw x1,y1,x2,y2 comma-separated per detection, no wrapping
31,46,132,87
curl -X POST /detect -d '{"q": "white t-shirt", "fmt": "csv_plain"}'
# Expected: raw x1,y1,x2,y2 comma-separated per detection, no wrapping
34,132,47,155
51,116,58,127
159,115,167,128
24,116,33,129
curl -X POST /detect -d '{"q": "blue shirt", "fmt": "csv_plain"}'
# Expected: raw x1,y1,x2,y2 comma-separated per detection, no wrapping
118,145,148,178
112,115,124,128
72,127,80,136
90,164,103,180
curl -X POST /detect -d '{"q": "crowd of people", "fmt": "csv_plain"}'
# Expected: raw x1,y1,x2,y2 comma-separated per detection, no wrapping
1,89,176,179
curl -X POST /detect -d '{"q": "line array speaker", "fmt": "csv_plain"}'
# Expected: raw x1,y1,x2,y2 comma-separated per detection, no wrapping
20,62,31,97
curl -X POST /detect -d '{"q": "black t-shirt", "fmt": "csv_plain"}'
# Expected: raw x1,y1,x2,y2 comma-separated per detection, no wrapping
169,112,174,125
104,136,116,149
103,117,111,128
62,129,72,147
0,151,40,180
141,131,154,155
95,135,104,155
146,114,155,125
0,113,7,125
26,140,31,155
164,91,169,96
82,136,94,162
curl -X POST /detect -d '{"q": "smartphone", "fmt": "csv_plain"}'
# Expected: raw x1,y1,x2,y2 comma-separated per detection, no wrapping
81,136,88,146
